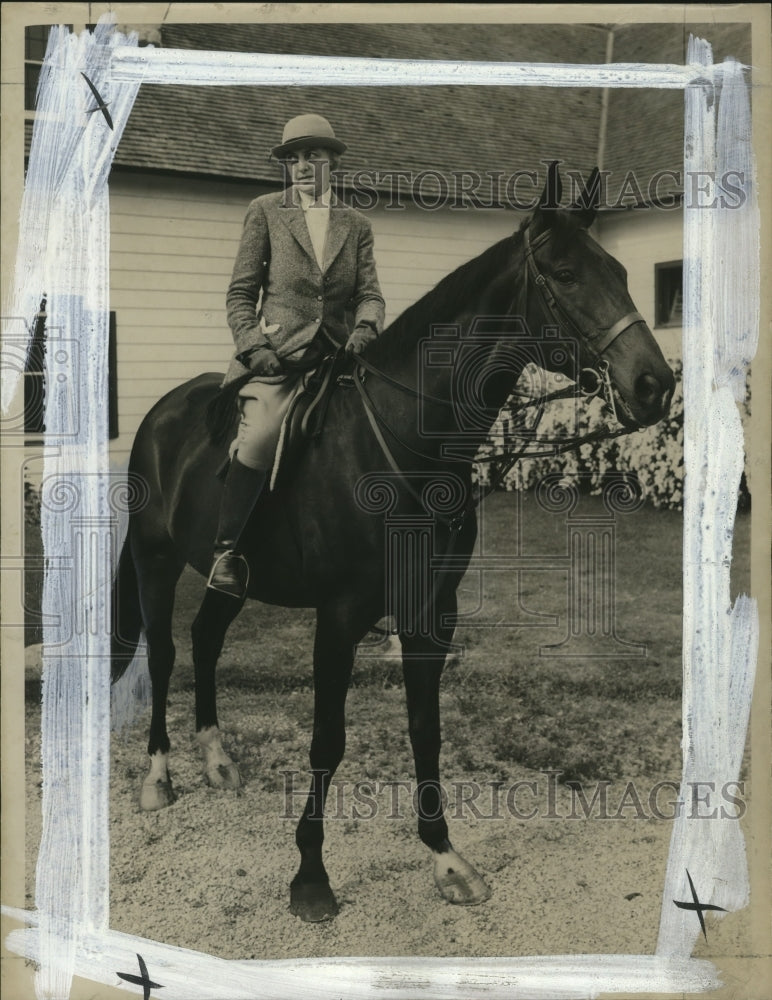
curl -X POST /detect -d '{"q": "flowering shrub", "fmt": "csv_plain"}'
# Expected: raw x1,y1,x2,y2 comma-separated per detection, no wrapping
24,481,42,527
475,360,751,511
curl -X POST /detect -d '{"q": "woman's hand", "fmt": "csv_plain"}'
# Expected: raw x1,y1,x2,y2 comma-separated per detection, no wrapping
246,346,283,375
345,325,377,355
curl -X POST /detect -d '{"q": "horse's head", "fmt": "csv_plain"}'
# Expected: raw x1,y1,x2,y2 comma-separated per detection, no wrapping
510,164,675,429
365,169,675,451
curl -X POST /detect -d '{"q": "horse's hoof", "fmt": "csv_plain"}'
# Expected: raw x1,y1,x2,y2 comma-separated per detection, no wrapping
205,763,242,790
140,778,175,811
289,878,339,922
433,850,491,906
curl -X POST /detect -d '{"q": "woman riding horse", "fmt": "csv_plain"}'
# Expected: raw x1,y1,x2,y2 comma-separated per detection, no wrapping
208,113,386,598
113,161,675,922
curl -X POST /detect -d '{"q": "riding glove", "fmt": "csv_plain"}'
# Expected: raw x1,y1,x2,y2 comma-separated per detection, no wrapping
345,324,378,355
242,346,283,375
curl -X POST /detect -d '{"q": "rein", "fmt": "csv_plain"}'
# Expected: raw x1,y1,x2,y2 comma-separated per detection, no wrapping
353,357,636,515
353,221,646,465
349,223,646,630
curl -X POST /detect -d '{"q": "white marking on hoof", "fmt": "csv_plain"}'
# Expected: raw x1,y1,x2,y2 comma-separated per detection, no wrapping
433,847,491,905
140,752,174,811
196,726,242,790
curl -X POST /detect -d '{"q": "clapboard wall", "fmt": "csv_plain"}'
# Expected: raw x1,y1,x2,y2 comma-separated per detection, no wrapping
595,209,684,362
106,172,682,468
109,173,251,468
108,172,518,467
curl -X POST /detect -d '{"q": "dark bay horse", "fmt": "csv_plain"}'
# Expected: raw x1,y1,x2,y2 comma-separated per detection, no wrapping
111,169,675,922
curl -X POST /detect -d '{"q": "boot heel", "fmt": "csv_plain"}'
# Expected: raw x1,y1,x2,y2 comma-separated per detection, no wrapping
208,460,266,599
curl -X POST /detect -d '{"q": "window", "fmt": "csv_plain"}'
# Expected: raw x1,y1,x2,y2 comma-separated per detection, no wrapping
107,311,119,439
26,25,77,111
655,261,683,328
25,26,50,112
24,302,119,440
24,302,47,435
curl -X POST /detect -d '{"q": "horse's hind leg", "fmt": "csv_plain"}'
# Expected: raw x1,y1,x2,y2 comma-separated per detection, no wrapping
400,595,491,906
190,588,245,790
290,602,364,922
133,532,185,811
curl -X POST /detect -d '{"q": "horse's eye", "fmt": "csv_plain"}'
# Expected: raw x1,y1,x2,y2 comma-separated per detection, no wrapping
554,269,576,284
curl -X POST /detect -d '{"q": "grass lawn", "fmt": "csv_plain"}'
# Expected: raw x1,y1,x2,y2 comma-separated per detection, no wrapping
90,489,749,789
22,489,754,960
25,489,751,787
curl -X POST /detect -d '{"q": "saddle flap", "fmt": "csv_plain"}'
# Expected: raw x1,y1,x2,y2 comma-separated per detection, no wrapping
269,351,353,491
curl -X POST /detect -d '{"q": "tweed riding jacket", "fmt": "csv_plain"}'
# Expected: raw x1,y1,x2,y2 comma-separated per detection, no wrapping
223,188,385,386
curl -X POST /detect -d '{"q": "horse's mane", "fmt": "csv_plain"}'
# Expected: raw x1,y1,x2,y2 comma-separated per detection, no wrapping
206,208,591,444
363,233,517,366
362,208,591,366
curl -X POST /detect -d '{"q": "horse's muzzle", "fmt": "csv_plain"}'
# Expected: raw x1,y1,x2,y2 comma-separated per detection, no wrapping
635,372,673,414
582,359,674,430
609,378,672,430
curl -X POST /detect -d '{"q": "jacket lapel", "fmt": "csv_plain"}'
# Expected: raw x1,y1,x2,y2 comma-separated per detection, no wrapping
278,189,352,272
279,189,318,266
322,202,351,273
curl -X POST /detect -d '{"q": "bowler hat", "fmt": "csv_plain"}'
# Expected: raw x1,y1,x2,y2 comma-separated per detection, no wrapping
271,114,347,158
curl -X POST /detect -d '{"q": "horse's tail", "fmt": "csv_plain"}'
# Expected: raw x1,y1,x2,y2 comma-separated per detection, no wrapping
204,373,253,447
110,527,144,684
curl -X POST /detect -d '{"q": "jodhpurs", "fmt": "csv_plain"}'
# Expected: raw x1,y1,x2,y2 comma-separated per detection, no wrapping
231,375,305,470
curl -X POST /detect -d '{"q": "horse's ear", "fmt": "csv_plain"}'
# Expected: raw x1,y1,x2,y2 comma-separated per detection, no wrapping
538,161,563,212
571,166,601,228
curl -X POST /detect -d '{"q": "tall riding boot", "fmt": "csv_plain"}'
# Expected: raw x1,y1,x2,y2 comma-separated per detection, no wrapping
207,458,267,598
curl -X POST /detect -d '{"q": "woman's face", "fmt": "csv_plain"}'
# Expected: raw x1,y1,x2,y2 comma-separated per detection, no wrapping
286,146,337,198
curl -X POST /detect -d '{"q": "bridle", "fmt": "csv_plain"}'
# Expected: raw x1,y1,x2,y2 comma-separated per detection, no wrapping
352,221,647,485
347,222,648,628
520,222,645,427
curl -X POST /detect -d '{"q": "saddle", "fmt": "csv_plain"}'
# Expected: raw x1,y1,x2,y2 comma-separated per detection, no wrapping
269,349,355,491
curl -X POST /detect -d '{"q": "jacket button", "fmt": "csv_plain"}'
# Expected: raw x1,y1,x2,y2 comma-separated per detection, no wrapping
317,295,323,301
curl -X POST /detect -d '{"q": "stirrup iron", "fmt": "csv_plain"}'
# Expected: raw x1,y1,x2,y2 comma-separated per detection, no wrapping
207,549,250,599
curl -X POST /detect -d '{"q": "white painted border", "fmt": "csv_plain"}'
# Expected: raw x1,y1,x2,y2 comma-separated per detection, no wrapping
657,38,759,956
1,12,760,999
0,909,727,999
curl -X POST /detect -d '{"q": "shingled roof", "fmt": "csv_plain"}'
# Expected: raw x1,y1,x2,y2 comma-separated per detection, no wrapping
604,22,753,202
110,20,752,207
115,22,609,198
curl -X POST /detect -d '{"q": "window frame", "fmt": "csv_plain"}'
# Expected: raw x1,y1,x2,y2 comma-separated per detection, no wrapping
25,24,75,113
654,259,684,329
23,303,119,440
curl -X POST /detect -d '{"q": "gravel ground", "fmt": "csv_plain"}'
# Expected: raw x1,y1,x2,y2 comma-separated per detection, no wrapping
21,500,755,972
24,664,752,966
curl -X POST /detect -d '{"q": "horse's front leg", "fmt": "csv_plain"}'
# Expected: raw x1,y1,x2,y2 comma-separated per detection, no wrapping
290,602,363,922
400,596,491,906
191,588,246,790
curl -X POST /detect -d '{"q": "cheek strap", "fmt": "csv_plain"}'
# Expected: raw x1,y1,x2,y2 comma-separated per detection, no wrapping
522,226,647,360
